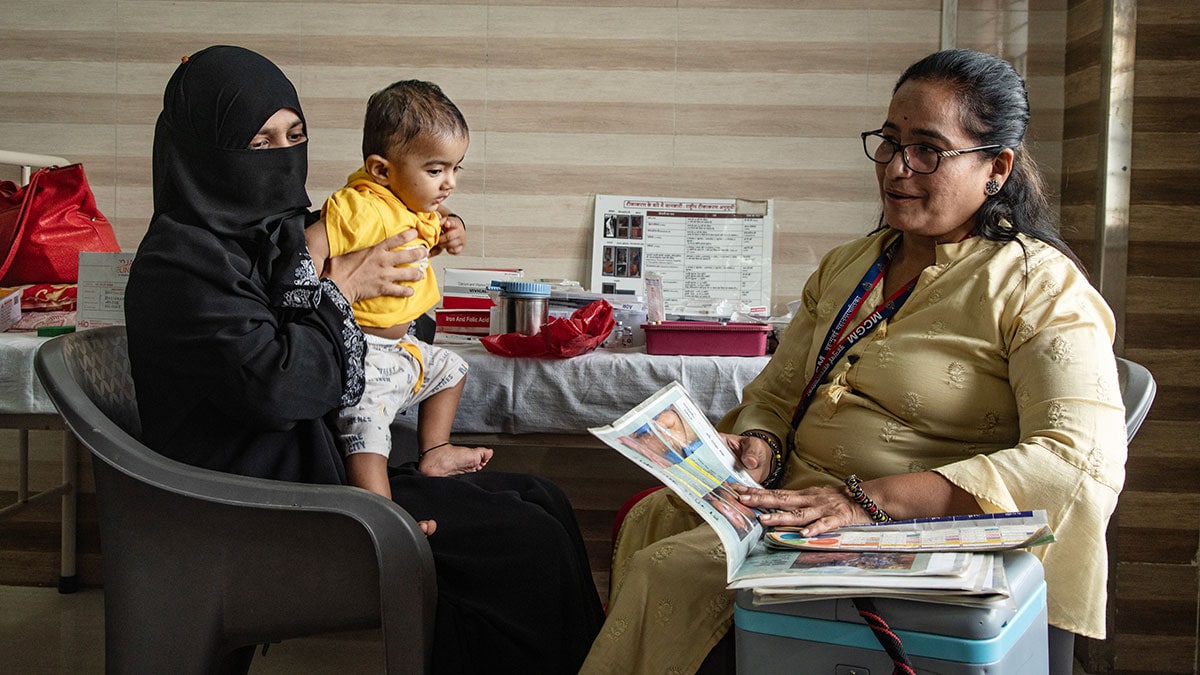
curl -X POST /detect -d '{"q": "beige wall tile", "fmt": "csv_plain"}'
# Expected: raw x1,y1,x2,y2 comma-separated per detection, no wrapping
675,8,938,43
3,1,118,31
0,2,1068,302
486,6,679,40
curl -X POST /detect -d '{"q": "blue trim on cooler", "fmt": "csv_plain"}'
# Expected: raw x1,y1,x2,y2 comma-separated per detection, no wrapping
733,581,1046,665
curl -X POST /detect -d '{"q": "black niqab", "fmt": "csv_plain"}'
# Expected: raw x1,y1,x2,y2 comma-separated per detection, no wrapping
152,44,310,241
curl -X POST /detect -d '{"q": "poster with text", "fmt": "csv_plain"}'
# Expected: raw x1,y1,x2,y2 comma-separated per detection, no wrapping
591,195,773,314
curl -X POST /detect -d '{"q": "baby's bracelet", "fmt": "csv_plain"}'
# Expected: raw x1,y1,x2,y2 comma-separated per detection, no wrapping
420,441,452,458
740,430,785,489
446,212,465,229
844,474,891,522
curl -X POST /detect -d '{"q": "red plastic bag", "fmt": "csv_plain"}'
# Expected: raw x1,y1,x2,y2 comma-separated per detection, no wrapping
482,299,614,358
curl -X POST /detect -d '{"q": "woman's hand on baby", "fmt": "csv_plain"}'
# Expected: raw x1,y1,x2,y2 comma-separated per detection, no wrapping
324,230,426,303
733,484,871,537
419,443,494,478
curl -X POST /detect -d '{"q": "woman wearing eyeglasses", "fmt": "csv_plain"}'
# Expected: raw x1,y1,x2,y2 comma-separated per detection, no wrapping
582,49,1125,675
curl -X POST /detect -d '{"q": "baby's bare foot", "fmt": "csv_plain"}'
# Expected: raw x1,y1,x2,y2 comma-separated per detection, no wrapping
419,444,494,477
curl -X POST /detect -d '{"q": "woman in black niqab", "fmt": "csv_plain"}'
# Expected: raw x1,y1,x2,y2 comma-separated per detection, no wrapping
127,45,359,482
125,45,604,674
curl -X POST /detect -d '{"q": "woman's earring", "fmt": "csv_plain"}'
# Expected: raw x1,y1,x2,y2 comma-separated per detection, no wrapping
985,179,1001,196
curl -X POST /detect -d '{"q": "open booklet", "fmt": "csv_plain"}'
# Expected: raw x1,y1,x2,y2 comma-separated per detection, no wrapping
589,381,1052,596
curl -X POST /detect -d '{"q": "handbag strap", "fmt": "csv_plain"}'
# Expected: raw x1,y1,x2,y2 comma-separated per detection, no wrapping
852,597,917,675
0,165,47,279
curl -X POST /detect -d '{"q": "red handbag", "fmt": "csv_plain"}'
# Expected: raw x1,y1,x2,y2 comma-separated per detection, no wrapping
0,163,120,285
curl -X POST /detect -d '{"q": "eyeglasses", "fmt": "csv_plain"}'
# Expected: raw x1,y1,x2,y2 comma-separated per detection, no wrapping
861,130,1001,175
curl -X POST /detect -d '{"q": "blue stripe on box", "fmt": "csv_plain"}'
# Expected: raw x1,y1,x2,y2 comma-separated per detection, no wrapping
733,582,1045,665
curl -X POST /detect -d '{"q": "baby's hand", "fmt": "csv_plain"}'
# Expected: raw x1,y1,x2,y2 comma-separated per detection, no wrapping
434,214,467,256
419,443,493,477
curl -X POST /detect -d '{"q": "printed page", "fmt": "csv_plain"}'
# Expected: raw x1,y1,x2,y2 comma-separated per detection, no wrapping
765,510,1054,552
727,548,991,591
590,194,773,313
589,381,763,581
749,554,1013,608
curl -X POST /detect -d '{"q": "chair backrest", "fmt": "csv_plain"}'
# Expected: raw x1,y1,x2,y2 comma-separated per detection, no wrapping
52,325,142,437
1116,356,1156,442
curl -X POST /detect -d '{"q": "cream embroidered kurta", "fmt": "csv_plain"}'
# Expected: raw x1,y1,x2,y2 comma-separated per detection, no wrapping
583,228,1126,674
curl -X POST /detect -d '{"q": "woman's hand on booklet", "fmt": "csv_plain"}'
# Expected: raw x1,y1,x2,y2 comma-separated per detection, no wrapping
734,484,872,537
722,432,773,484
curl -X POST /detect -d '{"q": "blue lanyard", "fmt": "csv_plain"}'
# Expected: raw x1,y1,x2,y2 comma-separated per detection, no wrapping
789,239,917,431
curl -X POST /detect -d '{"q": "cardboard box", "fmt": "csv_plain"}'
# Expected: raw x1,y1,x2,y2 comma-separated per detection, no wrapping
0,287,21,332
435,308,491,335
75,251,134,330
441,267,521,309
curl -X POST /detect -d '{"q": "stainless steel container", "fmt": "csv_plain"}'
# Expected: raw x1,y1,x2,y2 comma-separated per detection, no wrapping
487,280,551,335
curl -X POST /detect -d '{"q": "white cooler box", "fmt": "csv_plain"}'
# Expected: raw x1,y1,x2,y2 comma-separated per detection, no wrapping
734,550,1048,674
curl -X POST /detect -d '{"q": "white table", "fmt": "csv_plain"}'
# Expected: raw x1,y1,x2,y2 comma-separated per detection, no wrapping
0,333,78,592
1,332,770,591
433,342,770,435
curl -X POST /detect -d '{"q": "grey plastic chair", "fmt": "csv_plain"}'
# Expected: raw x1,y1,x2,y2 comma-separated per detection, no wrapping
35,326,436,674
1046,356,1156,673
1116,356,1156,442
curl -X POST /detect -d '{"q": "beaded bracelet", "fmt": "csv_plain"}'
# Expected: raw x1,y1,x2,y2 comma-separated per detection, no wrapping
740,430,785,489
844,474,891,522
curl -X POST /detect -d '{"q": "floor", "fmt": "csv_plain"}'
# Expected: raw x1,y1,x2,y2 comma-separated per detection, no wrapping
1,583,1092,674
0,584,385,673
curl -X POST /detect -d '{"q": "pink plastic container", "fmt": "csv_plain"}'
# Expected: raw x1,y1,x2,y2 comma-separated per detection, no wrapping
642,321,772,357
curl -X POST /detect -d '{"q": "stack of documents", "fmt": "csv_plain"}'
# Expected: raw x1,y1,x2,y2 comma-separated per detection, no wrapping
738,512,1054,605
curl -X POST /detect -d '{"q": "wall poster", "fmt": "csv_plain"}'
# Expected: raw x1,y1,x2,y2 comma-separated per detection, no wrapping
591,194,773,314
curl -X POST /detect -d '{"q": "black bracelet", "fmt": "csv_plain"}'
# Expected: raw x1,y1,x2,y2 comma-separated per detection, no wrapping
420,441,452,458
446,212,465,229
844,474,891,522
741,430,785,489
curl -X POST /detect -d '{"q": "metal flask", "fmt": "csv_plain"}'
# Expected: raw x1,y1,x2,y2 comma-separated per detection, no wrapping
487,280,551,335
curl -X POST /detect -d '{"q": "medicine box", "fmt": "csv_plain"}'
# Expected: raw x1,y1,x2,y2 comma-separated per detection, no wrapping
435,308,491,335
75,251,134,330
643,321,771,357
734,550,1049,675
441,267,522,309
0,286,20,332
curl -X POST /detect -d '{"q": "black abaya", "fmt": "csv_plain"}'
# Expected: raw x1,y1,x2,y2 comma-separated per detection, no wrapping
125,45,603,673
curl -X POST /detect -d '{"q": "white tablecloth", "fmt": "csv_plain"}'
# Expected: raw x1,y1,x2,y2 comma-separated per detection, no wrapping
0,333,56,416
430,343,770,434
1,333,770,434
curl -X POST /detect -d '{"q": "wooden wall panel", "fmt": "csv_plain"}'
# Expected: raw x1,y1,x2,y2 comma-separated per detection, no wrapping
1064,0,1200,672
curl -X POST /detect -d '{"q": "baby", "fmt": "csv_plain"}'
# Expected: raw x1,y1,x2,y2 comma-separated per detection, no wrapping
306,80,492,499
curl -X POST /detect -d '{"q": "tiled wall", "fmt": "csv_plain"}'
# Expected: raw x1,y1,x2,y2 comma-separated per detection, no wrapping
0,0,1066,315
